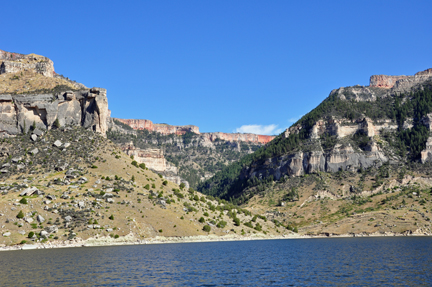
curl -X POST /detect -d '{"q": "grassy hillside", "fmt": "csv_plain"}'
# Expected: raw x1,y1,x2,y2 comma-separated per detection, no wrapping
0,127,284,247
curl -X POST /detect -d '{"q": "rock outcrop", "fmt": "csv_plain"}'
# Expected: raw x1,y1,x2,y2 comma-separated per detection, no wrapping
0,49,54,77
120,142,188,187
114,118,275,144
241,142,388,181
115,118,199,135
330,68,432,102
0,88,109,137
0,49,109,137
370,69,432,89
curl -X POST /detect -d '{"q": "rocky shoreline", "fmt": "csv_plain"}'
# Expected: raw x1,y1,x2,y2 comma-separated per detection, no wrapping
1,231,431,252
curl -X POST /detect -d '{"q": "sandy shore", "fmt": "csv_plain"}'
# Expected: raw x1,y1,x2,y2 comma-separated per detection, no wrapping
1,230,431,252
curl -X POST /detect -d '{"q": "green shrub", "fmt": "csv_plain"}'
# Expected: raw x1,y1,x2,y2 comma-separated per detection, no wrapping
144,184,150,190
28,231,35,238
109,215,114,220
114,234,120,239
17,210,24,219
203,225,211,232
199,217,205,223
234,218,241,226
19,198,28,204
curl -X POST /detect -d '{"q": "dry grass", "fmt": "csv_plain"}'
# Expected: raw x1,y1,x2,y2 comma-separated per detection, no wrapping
0,71,76,94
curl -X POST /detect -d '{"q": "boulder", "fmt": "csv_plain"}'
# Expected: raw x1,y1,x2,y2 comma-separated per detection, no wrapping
37,215,45,223
29,148,39,155
20,186,39,196
30,134,38,141
53,140,62,147
64,216,72,222
2,232,11,237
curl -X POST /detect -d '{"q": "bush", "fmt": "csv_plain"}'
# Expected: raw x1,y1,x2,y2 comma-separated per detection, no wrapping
131,160,138,167
144,184,150,190
216,221,227,228
19,198,28,204
233,218,241,226
199,217,205,223
114,234,120,239
28,231,35,238
17,210,25,219
203,225,211,232
163,180,168,186
139,163,146,169
109,215,114,220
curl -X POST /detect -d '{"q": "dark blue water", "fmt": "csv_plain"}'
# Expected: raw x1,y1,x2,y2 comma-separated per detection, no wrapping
0,237,431,286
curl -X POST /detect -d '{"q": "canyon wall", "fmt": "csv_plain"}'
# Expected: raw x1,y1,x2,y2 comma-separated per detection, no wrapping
369,68,432,89
114,118,275,144
115,118,199,135
0,88,109,137
120,141,188,187
0,50,109,137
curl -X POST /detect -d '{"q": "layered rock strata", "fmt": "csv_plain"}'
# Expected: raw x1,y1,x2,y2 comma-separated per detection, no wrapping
241,142,388,181
0,88,109,137
120,142,188,187
0,49,54,77
331,68,432,102
114,118,275,144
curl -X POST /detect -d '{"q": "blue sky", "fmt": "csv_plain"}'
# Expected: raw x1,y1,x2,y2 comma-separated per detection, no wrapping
2,1,432,134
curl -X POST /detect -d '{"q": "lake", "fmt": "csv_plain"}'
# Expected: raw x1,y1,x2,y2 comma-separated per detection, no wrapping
0,237,431,286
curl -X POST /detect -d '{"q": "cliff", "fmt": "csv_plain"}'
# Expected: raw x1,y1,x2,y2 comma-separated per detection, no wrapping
114,118,275,144
199,68,432,202
370,68,432,89
120,141,188,187
0,49,54,77
0,50,109,137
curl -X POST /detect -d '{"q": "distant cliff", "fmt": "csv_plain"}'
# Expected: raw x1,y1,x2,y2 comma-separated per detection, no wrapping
369,68,432,89
114,118,275,144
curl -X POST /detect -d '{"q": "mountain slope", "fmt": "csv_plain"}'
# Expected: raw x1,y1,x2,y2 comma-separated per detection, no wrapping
198,69,432,202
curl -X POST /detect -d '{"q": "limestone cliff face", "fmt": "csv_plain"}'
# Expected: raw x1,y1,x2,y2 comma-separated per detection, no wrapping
202,132,274,144
330,68,432,102
241,142,388,181
115,118,199,135
0,88,109,136
120,141,188,187
370,69,432,89
115,118,275,144
0,49,54,77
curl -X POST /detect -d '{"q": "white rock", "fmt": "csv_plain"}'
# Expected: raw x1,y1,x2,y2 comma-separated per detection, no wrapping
29,148,39,155
30,134,38,141
37,215,45,223
24,217,34,223
53,140,62,147
2,232,11,237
